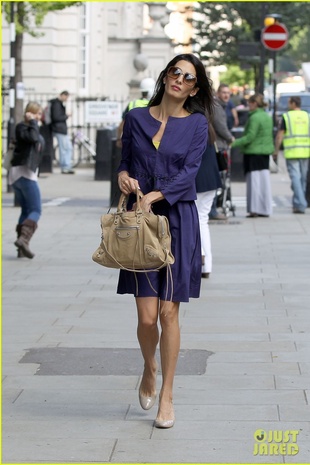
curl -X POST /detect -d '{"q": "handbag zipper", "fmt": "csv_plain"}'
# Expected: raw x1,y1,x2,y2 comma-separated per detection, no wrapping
115,226,140,230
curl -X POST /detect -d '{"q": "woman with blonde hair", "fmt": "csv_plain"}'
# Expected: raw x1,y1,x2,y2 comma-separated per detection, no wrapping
9,101,44,258
231,93,274,217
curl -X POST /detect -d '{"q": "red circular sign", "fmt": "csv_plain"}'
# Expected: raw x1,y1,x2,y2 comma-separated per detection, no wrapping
261,23,289,51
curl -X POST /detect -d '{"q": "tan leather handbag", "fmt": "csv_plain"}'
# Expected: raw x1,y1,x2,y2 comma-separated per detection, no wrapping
92,190,175,271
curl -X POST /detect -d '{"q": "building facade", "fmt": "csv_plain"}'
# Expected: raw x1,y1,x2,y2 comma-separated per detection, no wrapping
1,2,198,148
1,2,191,103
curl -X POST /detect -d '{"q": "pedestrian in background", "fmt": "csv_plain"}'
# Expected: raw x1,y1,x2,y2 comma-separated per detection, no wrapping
226,97,239,130
231,93,274,217
274,96,310,214
117,54,214,429
9,102,44,259
209,84,235,220
116,78,155,149
195,125,222,279
50,90,74,174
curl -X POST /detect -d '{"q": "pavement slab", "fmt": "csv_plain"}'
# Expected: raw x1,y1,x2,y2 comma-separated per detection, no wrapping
2,158,310,464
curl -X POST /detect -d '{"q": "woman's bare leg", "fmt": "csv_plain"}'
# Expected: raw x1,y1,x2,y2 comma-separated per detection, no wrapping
136,297,159,398
156,300,180,424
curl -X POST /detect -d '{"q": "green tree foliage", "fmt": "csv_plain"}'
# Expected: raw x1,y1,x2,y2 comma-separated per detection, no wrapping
218,65,255,89
289,28,310,66
2,2,80,36
191,2,310,68
2,1,80,122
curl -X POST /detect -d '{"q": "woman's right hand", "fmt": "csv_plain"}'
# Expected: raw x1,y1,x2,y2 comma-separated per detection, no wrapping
118,171,140,195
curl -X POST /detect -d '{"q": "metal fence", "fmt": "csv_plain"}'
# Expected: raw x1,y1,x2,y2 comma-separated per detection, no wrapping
1,93,126,154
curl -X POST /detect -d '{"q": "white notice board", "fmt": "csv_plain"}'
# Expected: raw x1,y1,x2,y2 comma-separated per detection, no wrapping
85,101,122,124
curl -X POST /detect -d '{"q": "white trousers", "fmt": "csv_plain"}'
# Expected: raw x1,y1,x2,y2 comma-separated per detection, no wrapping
196,190,216,273
246,170,273,216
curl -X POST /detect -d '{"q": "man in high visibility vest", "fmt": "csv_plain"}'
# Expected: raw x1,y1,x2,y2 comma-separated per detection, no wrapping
274,96,310,213
116,78,155,148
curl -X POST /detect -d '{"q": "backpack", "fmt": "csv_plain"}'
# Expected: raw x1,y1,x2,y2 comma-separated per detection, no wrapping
42,100,52,125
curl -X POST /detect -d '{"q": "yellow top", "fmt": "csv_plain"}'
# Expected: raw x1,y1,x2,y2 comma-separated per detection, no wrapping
153,140,160,149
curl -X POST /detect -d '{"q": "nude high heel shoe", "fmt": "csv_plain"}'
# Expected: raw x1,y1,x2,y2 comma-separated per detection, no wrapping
154,396,175,428
138,367,157,410
154,416,175,429
139,391,157,410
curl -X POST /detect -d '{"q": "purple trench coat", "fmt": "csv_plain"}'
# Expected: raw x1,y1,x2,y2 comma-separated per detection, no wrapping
117,107,208,302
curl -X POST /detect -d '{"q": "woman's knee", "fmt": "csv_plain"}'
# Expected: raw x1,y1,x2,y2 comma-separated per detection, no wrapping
138,314,157,333
136,298,159,328
159,302,179,327
138,316,158,334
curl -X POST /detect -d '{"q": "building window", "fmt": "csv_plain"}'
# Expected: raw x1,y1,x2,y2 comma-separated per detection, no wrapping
79,3,89,93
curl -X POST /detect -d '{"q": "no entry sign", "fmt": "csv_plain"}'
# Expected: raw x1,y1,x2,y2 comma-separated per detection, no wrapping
261,23,289,51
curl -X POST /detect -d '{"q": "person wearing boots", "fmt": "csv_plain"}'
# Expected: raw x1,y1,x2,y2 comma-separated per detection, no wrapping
8,101,44,259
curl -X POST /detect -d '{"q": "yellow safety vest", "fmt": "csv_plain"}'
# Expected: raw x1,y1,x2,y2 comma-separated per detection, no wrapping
283,110,310,159
128,98,149,111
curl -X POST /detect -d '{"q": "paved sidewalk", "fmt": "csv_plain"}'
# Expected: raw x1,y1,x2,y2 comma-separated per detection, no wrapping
1,158,310,464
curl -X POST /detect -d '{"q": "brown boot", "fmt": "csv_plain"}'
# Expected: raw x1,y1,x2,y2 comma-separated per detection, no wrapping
14,219,37,259
16,224,26,258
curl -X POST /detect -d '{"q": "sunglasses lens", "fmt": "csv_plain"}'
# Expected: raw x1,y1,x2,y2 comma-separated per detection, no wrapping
168,67,181,79
185,75,196,85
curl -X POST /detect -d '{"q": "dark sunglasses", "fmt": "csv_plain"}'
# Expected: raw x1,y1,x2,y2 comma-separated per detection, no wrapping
166,66,197,87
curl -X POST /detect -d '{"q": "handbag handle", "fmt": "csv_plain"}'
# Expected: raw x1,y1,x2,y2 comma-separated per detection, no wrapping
117,189,144,213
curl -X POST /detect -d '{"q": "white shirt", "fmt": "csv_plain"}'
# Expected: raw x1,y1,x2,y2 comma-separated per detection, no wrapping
8,165,38,185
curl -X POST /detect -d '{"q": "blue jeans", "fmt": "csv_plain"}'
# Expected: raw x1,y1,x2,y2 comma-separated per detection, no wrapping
12,177,41,224
54,132,72,170
286,158,309,212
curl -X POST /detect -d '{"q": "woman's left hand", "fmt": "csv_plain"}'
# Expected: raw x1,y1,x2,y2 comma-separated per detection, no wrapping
137,191,164,213
139,195,153,213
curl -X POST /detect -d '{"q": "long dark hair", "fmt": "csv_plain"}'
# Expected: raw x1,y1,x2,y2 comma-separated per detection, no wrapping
148,54,214,119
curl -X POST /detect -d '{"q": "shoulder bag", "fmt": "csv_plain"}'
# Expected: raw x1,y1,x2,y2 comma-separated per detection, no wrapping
2,144,15,170
92,190,175,271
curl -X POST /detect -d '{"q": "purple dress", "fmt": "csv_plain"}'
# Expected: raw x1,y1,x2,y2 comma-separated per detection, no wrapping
117,107,208,302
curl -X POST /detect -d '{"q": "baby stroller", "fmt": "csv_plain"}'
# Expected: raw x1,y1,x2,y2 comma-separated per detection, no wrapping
215,148,236,216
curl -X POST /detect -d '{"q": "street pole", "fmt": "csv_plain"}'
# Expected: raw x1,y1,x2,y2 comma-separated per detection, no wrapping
261,13,286,129
7,2,15,194
258,3,267,94
272,51,277,128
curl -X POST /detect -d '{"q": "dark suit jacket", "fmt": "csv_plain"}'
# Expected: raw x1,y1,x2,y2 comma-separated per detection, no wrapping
50,98,68,135
195,143,222,193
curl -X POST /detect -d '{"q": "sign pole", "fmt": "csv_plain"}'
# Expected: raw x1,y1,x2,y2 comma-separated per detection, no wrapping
272,51,277,128
261,21,289,128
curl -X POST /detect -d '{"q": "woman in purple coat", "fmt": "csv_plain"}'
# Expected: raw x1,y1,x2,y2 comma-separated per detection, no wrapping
117,54,214,428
